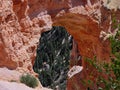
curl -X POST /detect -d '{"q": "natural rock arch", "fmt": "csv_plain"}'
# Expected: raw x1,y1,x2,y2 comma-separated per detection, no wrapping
53,13,111,90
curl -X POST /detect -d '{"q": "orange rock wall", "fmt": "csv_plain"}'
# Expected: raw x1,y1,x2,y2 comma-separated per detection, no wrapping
28,0,70,18
0,0,120,89
0,0,49,75
53,13,111,61
53,13,111,89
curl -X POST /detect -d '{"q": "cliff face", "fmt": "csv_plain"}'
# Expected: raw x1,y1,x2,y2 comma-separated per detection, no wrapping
53,13,111,90
28,0,120,89
0,0,120,90
0,0,52,74
28,0,70,18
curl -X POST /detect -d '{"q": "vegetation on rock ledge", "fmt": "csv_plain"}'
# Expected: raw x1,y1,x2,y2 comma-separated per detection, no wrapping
85,19,120,90
20,74,38,88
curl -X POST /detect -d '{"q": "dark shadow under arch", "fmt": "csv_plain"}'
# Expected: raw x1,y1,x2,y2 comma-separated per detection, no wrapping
33,26,81,90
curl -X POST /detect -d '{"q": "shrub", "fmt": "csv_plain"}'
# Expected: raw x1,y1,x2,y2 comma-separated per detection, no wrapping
20,74,38,88
10,80,17,82
84,17,120,90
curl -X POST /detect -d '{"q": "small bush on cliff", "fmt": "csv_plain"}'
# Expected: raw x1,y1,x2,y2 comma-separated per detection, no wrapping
20,74,38,88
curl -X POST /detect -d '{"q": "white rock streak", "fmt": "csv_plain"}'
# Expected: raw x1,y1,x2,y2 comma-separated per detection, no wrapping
0,80,52,90
0,67,21,81
69,0,102,23
0,80,33,90
68,66,83,78
37,14,53,31
99,15,119,41
100,28,118,41
103,0,120,11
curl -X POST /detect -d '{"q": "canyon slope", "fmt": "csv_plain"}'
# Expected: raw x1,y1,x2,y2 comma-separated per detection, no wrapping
0,0,120,90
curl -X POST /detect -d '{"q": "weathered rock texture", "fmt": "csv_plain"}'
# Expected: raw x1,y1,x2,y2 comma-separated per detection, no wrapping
53,0,120,89
0,0,120,90
28,0,70,18
0,0,53,89
0,67,52,90
0,0,52,74
53,13,111,90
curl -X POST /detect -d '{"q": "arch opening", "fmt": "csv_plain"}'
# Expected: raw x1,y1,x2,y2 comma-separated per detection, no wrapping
33,26,81,90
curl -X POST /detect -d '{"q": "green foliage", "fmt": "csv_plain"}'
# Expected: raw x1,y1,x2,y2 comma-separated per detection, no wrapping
85,20,120,90
109,23,120,82
86,58,120,90
20,74,38,88
33,26,72,89
10,80,17,82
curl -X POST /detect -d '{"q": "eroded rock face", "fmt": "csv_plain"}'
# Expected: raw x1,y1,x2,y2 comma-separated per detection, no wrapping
53,13,111,89
13,0,28,20
52,0,120,89
28,0,70,18
0,0,52,75
0,0,120,90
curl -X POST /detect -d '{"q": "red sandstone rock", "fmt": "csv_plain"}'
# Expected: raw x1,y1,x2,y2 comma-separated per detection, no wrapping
52,0,120,89
53,13,111,89
0,0,120,90
13,0,28,20
28,0,70,18
0,0,52,75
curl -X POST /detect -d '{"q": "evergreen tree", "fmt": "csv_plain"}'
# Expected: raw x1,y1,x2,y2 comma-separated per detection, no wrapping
33,26,73,89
